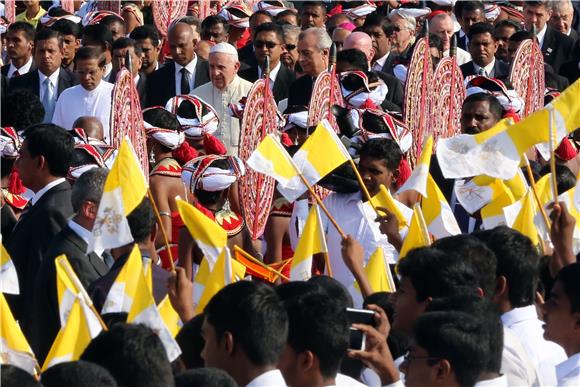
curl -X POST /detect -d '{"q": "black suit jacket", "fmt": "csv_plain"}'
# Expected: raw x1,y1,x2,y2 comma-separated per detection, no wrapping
238,43,256,70
8,68,78,99
542,26,575,73
287,74,315,108
374,70,404,112
559,59,580,86
460,59,510,81
569,29,579,45
1,59,36,78
4,181,73,334
453,31,469,51
238,63,296,103
145,59,210,107
378,52,398,75
31,224,108,363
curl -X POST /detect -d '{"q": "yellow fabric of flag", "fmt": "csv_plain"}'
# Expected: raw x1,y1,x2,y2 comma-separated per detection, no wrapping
422,174,461,238
364,247,396,293
370,185,408,229
158,296,181,338
290,204,328,281
0,237,19,295
511,191,540,246
246,134,298,186
480,180,516,229
399,205,431,259
397,135,433,197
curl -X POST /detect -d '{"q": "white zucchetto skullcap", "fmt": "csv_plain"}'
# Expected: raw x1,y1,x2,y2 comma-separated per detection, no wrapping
210,42,239,61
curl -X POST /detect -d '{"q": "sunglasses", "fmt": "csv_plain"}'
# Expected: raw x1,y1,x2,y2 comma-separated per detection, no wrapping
254,41,279,49
284,43,297,51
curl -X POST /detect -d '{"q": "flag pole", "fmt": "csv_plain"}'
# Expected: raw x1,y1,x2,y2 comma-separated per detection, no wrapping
547,107,559,206
147,190,175,271
523,155,551,231
233,245,290,281
348,158,382,218
415,203,431,244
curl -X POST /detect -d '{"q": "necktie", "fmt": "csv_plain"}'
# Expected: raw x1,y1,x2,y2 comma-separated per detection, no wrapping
180,68,191,94
42,78,56,123
478,67,487,77
12,70,20,78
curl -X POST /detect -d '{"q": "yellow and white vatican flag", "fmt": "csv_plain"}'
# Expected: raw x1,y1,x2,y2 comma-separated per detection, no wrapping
192,257,211,308
290,204,328,281
246,133,298,187
176,198,227,269
399,204,431,259
559,185,580,254
503,190,541,246
0,237,19,295
370,184,411,230
422,175,461,238
480,181,516,229
350,246,396,306
397,135,433,197
454,176,505,215
158,296,182,338
42,296,103,371
437,80,580,180
195,249,246,313
0,293,38,375
277,119,351,202
89,138,148,253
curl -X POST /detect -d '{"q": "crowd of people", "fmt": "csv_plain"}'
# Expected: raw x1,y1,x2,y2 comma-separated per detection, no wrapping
1,0,580,386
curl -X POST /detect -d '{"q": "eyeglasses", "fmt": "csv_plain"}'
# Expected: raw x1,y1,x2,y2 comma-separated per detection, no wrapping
284,44,297,51
403,353,441,363
254,41,279,49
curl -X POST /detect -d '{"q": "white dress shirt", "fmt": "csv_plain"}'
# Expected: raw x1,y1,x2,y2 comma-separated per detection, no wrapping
52,80,115,144
245,369,286,387
175,56,198,95
373,51,391,72
474,375,508,387
502,326,542,387
319,192,397,301
258,60,281,91
39,68,60,101
30,178,66,205
556,353,580,386
501,305,567,386
536,24,548,49
473,58,497,78
443,47,472,66
68,219,105,258
335,372,367,386
7,56,33,78
103,62,113,82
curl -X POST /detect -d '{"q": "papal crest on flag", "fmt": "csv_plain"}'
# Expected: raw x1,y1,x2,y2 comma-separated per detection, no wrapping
88,138,147,253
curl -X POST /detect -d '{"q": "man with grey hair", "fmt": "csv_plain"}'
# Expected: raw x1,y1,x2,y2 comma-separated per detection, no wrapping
30,167,110,364
192,42,252,155
389,9,416,56
549,0,578,43
287,27,331,106
429,13,472,65
281,24,301,71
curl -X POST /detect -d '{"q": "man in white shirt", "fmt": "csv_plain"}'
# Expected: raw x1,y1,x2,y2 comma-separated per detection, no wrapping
543,263,580,387
192,42,252,155
429,13,472,66
201,281,288,387
476,226,567,386
2,21,35,78
52,46,114,144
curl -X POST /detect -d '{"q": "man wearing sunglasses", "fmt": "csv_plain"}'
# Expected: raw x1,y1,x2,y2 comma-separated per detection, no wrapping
239,23,295,103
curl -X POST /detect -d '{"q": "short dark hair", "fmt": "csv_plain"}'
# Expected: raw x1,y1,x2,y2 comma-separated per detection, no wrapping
275,9,299,25
75,45,107,67
253,22,284,43
302,1,327,13
494,19,522,33
126,198,155,244
23,124,74,177
41,360,118,387
82,24,114,52
336,48,368,71
427,296,503,374
539,163,576,194
8,21,36,41
509,30,533,43
276,280,321,302
205,281,288,367
81,323,174,387
129,24,161,47
71,167,108,212
34,28,63,46
555,263,580,313
284,292,349,379
175,314,205,369
1,364,41,387
101,14,126,31
397,247,479,302
201,15,230,33
463,93,504,120
473,226,540,307
112,37,143,56
308,275,354,308
523,1,550,10
249,10,273,25
460,0,485,17
467,22,495,41
176,16,202,33
414,311,489,386
432,235,498,298
359,138,403,173
363,12,394,36
1,89,45,132
174,368,237,387
51,19,81,38
428,33,444,52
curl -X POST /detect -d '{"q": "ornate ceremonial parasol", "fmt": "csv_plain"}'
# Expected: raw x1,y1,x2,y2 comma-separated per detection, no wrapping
509,39,545,118
97,0,121,14
4,0,15,24
152,0,189,37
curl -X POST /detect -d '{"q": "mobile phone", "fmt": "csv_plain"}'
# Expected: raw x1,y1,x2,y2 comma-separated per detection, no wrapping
349,327,366,351
346,308,375,351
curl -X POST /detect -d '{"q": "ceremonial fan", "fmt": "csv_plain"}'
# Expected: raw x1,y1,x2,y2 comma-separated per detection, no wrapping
509,34,545,118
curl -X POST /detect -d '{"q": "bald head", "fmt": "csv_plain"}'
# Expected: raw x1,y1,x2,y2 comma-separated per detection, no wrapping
429,13,454,51
168,22,196,66
343,31,374,64
73,116,104,141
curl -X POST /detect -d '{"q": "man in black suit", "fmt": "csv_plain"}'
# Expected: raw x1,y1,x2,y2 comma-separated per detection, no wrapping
523,1,575,73
559,58,580,86
461,22,510,81
9,29,77,123
1,21,36,79
363,13,397,75
238,23,295,103
549,0,579,45
238,10,273,71
4,124,75,336
453,1,486,52
145,23,210,107
111,37,147,107
30,168,109,364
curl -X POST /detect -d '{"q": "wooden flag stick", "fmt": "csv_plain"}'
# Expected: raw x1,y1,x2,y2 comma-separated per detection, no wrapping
523,155,551,231
233,245,290,282
147,189,175,271
348,158,383,218
547,108,559,206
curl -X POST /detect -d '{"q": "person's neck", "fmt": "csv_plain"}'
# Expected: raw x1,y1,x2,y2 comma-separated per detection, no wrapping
0,175,9,189
154,151,173,163
233,363,277,387
562,340,580,358
12,55,31,69
72,214,94,232
32,175,61,193
479,371,502,382
40,66,59,77
269,58,280,71
144,61,157,75
111,241,150,261
26,4,41,18
496,298,512,315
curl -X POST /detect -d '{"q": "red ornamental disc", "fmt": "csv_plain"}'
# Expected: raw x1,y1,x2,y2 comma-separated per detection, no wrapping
509,39,545,118
308,70,344,132
111,69,149,179
426,57,465,151
5,0,15,24
153,0,189,37
97,0,121,14
404,38,433,167
239,79,279,239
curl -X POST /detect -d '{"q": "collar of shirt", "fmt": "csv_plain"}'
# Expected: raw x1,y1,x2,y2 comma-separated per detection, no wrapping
134,74,140,86
245,369,286,387
258,60,281,85
68,218,91,245
17,7,46,23
474,58,496,77
104,62,113,78
8,56,33,77
80,79,108,95
38,68,60,89
31,177,66,205
373,51,390,70
175,55,198,78
501,304,538,328
557,353,580,383
536,24,548,49
474,375,508,387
